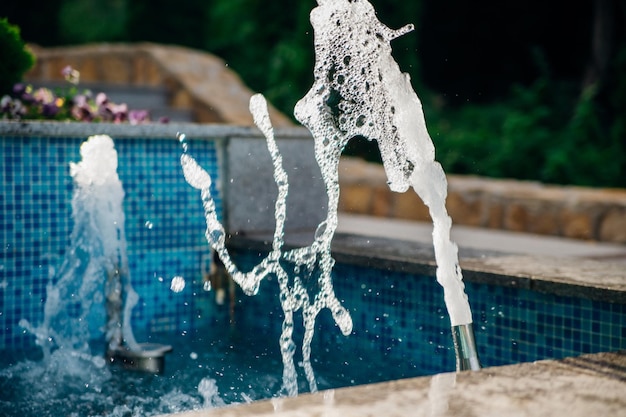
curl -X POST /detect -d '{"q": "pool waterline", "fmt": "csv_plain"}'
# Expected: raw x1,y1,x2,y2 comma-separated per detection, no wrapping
228,229,626,367
155,224,625,417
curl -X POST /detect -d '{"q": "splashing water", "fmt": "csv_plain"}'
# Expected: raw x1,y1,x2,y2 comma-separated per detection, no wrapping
198,377,226,408
181,95,352,396
182,0,476,395
20,134,140,361
295,0,472,327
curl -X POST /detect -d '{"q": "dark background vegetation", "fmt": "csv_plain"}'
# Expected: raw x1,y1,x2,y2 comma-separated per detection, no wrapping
2,0,625,187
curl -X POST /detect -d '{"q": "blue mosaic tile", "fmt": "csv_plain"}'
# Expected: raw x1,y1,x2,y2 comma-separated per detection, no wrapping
1,134,221,349
225,250,625,375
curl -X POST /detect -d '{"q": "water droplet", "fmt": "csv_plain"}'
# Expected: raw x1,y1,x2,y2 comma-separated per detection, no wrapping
92,356,106,368
177,132,188,152
170,276,185,292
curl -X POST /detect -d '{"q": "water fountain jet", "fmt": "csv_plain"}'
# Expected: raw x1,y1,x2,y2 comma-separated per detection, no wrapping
295,0,480,370
181,0,480,395
21,134,172,373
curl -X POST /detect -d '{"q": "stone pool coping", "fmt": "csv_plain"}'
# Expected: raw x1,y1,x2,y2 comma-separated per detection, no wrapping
160,350,626,417
228,221,626,304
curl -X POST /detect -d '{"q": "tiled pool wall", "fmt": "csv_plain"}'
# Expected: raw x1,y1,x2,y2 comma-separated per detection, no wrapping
2,123,625,374
229,249,626,376
1,129,221,350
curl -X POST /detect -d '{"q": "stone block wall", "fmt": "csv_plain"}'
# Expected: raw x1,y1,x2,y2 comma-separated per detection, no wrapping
25,43,292,126
338,158,626,244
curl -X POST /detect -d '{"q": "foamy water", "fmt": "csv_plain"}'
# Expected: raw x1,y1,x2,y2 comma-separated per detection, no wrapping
180,0,474,397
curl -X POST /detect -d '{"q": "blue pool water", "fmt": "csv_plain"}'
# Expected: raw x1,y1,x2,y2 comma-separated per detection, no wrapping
232,250,626,373
0,288,426,417
2,249,625,417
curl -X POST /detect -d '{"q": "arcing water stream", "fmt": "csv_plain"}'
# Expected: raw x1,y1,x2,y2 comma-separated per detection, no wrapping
181,0,479,397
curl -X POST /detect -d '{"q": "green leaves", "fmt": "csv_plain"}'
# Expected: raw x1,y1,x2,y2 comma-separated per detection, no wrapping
430,73,626,187
0,18,35,95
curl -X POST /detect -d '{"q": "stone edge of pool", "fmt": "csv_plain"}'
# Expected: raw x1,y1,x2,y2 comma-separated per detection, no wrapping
228,231,626,304
159,350,626,417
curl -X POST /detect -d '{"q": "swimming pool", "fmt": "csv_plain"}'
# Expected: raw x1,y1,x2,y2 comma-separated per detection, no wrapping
1,122,625,416
2,240,624,417
228,239,626,373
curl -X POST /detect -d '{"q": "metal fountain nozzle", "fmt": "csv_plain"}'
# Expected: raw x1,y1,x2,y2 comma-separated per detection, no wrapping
107,343,173,374
452,323,481,371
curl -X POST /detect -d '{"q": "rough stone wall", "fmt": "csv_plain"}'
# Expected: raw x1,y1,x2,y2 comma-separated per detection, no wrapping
338,158,626,244
25,43,293,126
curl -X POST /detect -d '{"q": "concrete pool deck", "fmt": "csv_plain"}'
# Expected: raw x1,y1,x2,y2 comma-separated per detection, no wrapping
334,214,626,304
229,213,626,303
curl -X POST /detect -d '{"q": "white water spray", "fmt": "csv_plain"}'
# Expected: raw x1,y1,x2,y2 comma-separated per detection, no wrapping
181,94,352,396
182,0,479,394
296,0,473,327
299,0,479,369
20,134,139,359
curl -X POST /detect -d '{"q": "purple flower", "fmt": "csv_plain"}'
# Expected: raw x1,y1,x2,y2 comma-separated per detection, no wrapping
99,101,128,123
62,65,80,85
4,70,167,123
95,92,108,107
73,94,88,107
12,83,27,96
33,88,55,104
72,106,93,121
1,95,26,118
129,109,150,125
71,94,94,121
41,102,59,117
1,95,12,111
110,103,128,123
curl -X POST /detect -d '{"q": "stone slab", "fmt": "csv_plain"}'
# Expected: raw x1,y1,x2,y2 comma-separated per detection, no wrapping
159,351,626,417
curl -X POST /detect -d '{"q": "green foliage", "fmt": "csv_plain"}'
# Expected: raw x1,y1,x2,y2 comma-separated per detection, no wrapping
430,72,626,187
202,0,315,115
0,18,35,95
126,0,206,49
58,0,128,43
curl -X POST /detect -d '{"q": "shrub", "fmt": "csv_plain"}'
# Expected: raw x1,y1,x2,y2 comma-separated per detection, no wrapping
0,18,35,95
428,73,626,188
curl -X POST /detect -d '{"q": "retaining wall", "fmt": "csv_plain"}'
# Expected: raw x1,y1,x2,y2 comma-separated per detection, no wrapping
338,157,626,244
